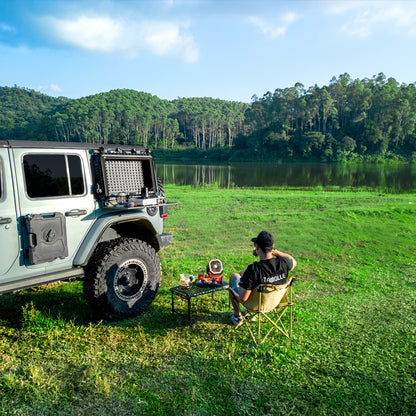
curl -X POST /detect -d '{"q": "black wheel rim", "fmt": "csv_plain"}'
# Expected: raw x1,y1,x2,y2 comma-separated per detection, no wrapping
113,259,148,301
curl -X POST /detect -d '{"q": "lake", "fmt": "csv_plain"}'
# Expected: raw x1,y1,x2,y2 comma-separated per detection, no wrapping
156,162,416,193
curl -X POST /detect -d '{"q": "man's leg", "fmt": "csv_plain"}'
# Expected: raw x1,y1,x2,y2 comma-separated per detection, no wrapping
228,273,242,318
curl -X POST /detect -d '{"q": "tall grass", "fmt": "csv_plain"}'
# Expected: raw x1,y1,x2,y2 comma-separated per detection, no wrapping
0,185,415,415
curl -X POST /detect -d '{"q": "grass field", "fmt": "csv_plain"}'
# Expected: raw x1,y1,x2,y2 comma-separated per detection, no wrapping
0,185,415,415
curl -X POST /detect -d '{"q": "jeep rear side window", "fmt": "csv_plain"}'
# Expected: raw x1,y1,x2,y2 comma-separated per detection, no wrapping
23,154,85,198
68,155,84,195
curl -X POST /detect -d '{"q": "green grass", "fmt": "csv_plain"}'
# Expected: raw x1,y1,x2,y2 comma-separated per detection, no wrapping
0,185,415,415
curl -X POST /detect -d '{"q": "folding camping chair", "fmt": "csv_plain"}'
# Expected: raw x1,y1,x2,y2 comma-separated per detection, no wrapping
234,277,295,345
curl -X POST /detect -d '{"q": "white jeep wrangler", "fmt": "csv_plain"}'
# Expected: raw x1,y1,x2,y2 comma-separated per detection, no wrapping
0,140,173,319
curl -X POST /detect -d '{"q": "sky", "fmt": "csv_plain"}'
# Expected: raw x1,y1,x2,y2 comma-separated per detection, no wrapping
1,0,416,103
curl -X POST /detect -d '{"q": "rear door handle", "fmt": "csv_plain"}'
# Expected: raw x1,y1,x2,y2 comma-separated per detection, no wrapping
0,217,12,224
65,209,87,217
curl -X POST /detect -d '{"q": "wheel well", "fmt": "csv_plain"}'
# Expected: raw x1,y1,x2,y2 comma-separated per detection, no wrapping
100,220,159,251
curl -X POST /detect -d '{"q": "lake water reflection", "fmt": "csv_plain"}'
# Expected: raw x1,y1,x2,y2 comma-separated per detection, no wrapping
156,162,416,193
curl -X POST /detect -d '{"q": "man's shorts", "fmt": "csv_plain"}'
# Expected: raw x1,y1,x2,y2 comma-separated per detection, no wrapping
230,275,241,292
230,268,247,295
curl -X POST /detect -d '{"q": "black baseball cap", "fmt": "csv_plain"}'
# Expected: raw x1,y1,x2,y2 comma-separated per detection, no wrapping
251,231,274,251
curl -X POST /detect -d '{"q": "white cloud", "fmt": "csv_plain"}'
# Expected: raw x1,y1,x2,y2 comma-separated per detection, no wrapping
37,84,62,95
325,1,362,15
47,16,124,52
248,12,298,39
139,21,199,62
282,12,297,25
0,23,16,33
162,0,175,8
341,11,372,37
42,14,199,62
327,1,416,37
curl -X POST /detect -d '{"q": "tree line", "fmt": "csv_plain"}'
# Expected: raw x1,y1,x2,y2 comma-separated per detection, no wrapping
238,73,416,161
1,73,416,161
0,86,248,151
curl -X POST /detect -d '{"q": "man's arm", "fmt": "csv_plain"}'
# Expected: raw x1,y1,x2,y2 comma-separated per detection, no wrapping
229,286,252,303
272,249,297,270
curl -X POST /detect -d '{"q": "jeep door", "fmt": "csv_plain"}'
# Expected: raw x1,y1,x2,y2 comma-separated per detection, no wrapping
0,148,19,276
12,148,96,272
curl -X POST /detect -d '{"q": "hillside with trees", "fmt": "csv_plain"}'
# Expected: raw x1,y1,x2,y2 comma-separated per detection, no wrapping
0,86,66,141
1,73,416,161
239,73,416,161
0,87,247,152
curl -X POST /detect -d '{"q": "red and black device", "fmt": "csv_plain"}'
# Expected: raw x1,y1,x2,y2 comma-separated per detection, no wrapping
197,259,224,287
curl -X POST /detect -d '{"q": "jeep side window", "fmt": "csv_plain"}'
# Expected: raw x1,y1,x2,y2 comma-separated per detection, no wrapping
23,154,85,198
68,155,84,195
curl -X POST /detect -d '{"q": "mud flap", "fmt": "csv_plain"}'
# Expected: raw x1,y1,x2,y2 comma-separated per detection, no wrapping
24,212,68,265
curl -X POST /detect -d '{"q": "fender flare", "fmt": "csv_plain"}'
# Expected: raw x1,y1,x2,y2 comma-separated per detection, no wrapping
73,212,157,267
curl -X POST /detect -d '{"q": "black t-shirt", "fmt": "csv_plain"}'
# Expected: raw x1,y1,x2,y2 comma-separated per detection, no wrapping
239,257,293,291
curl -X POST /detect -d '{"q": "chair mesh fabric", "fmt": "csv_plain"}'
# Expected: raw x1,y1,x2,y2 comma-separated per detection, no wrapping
243,283,288,313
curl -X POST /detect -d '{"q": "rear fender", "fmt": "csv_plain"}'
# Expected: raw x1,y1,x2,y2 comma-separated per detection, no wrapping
73,213,158,267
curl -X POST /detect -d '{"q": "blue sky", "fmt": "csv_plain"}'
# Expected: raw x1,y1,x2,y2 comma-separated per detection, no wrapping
1,0,416,102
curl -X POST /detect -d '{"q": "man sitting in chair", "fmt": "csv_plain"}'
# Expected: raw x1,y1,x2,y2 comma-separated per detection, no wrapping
228,231,297,326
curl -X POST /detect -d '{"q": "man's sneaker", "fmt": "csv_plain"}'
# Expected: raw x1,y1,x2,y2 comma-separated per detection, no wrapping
230,313,243,327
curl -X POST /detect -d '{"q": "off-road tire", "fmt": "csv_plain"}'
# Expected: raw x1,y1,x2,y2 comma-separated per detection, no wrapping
84,238,161,319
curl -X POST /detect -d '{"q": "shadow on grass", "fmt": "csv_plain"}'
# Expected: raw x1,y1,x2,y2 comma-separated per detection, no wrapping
113,293,232,336
0,279,97,328
0,279,232,334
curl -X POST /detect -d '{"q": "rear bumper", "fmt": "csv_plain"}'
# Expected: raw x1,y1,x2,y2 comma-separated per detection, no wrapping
157,233,173,250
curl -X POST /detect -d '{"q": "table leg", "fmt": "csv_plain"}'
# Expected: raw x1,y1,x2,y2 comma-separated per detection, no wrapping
171,292,175,314
187,298,191,321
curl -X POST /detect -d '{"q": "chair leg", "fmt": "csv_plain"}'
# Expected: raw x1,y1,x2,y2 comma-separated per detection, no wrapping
241,315,258,345
262,311,290,339
257,312,261,341
290,303,293,339
234,301,294,346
